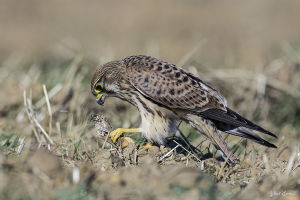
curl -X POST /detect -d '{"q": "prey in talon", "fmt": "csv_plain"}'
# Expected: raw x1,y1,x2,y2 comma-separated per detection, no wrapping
90,114,112,137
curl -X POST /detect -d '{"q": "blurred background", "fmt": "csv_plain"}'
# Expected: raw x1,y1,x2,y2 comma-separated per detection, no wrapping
0,0,299,199
1,0,300,64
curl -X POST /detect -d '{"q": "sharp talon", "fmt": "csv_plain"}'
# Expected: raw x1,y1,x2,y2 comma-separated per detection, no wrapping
109,128,141,143
140,142,153,149
109,128,123,143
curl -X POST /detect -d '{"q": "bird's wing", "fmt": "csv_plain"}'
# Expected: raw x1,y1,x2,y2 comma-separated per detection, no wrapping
124,55,277,139
124,55,227,112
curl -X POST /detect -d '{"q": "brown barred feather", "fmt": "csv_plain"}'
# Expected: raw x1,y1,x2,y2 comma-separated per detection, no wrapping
124,55,227,112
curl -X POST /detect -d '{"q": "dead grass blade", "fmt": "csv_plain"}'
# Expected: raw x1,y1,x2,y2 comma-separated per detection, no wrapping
24,90,54,146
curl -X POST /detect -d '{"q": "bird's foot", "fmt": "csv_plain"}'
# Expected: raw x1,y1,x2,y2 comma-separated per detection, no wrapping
109,128,141,143
109,128,124,143
140,142,153,149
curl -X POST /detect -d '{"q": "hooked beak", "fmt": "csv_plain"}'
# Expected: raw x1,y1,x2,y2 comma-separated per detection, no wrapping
96,93,107,105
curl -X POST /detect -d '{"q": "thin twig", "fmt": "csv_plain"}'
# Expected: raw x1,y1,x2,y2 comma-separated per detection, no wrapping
285,147,297,176
159,144,180,161
43,84,52,137
36,84,62,108
102,133,110,149
24,89,54,145
173,140,202,162
33,118,54,145
186,152,190,167
56,122,62,143
24,90,40,143
17,137,25,156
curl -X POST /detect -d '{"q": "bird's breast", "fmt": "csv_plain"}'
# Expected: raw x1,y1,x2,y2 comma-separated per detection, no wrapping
132,94,180,145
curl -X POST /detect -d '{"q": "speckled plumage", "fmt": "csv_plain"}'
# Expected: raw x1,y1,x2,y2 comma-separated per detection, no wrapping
91,55,277,163
124,55,227,112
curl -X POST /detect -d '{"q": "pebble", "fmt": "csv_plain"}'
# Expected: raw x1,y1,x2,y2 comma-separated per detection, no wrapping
148,146,159,156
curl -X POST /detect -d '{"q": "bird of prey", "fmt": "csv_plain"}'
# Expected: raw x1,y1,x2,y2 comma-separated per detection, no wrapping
91,55,277,163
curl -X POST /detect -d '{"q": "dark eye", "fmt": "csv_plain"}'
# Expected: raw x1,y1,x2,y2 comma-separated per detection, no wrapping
94,83,103,93
95,85,102,91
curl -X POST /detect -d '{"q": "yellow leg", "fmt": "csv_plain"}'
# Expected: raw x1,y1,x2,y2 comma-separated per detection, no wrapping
109,128,142,143
140,142,153,149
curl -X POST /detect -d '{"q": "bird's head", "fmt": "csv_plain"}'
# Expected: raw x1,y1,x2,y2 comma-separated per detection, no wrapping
91,60,124,105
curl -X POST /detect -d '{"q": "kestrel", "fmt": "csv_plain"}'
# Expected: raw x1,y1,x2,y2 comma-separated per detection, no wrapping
91,55,277,163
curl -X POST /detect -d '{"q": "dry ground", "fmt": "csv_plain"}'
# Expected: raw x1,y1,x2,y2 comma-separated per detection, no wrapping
0,1,300,199
0,53,299,200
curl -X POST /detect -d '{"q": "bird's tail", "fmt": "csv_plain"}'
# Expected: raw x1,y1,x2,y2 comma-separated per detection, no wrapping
185,114,238,164
200,107,277,138
213,121,277,148
199,107,277,148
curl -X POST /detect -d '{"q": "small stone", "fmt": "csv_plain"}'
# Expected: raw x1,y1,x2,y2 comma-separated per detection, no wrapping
148,146,159,156
174,156,180,162
138,154,154,165
181,156,187,161
177,153,185,158
138,148,148,156
121,137,135,149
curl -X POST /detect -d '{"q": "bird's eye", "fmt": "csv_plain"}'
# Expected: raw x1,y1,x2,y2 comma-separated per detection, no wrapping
94,83,103,93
